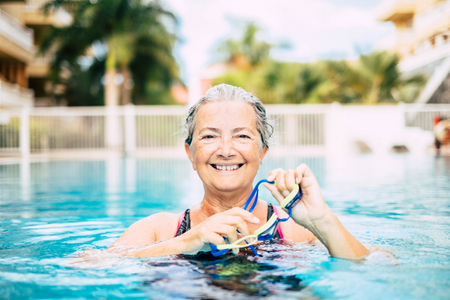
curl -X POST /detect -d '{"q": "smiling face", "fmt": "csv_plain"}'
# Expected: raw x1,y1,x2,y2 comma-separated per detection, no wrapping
185,101,267,195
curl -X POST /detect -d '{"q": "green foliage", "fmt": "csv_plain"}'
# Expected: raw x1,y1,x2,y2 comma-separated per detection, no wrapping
213,23,426,104
40,0,179,106
214,31,426,104
216,22,273,70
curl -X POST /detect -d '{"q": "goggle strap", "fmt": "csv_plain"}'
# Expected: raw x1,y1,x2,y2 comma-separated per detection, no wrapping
243,179,272,212
248,244,259,256
248,190,259,213
278,209,292,223
210,243,230,257
258,221,279,240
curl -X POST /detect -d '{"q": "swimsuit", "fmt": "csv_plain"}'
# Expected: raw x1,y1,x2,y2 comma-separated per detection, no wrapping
174,203,285,241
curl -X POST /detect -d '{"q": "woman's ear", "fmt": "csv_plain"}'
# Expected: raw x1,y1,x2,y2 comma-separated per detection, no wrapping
185,143,196,170
259,146,268,163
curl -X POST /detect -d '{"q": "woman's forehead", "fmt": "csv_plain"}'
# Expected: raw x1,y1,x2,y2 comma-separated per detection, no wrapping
195,101,257,130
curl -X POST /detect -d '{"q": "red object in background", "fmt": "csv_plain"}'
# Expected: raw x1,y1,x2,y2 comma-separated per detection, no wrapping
434,115,441,126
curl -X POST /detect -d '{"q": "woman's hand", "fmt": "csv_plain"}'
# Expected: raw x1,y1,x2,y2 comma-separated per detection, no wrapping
264,164,369,259
264,164,332,228
178,207,260,255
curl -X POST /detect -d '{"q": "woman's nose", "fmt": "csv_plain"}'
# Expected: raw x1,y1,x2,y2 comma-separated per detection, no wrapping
217,137,236,158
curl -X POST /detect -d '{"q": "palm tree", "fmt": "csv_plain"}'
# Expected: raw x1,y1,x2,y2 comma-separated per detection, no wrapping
356,51,425,104
217,22,273,70
40,0,179,106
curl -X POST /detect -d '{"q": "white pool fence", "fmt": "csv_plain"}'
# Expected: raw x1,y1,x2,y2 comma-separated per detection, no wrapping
0,103,449,156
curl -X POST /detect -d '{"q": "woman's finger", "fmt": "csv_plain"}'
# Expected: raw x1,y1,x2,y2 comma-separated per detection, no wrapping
211,224,240,254
263,182,285,204
267,168,283,182
224,207,260,224
275,169,289,198
204,230,229,246
294,163,308,184
294,164,317,187
217,215,251,237
285,169,296,192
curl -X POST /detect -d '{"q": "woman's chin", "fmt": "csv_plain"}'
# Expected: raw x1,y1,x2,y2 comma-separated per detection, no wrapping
210,179,248,193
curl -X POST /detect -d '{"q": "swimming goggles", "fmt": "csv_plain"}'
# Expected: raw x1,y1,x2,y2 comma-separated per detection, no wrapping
210,179,302,257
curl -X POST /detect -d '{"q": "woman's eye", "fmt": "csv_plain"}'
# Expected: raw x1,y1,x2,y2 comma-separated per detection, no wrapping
238,135,250,139
202,135,214,139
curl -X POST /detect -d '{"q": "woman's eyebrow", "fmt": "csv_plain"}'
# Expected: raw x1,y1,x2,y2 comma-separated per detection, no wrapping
198,127,221,134
232,127,254,134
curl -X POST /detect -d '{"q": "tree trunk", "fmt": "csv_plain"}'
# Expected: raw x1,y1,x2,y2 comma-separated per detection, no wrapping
104,51,122,149
365,76,382,105
105,69,119,106
121,63,132,105
105,52,119,107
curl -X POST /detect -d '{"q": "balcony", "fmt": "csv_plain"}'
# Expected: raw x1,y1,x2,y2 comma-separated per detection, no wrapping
376,0,416,22
0,80,33,108
399,38,450,73
24,0,70,26
415,0,450,40
376,29,416,56
0,9,34,63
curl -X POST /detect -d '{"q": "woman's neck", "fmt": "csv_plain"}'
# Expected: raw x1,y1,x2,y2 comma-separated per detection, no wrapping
199,186,254,217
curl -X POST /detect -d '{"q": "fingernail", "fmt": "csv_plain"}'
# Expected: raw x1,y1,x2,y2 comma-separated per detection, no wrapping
296,177,301,183
232,248,239,255
282,191,290,197
268,175,274,181
253,217,260,223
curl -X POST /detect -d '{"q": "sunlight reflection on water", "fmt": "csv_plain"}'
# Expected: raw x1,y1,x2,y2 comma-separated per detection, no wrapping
0,154,449,299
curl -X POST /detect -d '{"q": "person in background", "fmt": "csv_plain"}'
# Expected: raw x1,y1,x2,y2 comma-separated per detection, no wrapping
434,115,450,154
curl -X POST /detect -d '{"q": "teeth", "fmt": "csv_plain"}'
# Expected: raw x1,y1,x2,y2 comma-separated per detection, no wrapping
215,164,240,171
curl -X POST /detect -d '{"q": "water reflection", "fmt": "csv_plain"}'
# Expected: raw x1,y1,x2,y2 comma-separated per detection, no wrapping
125,157,136,194
20,157,30,202
141,254,311,299
1,154,450,299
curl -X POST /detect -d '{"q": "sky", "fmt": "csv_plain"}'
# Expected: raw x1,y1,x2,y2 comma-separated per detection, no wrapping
163,0,394,87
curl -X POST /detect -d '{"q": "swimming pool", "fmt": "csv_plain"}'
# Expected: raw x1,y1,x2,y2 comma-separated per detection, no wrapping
0,154,449,299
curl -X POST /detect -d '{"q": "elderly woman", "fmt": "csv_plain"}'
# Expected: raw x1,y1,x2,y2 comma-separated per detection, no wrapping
110,84,368,259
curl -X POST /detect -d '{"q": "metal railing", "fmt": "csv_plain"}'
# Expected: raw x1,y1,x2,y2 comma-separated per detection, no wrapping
1,104,450,157
0,113,20,153
0,81,34,108
405,104,450,131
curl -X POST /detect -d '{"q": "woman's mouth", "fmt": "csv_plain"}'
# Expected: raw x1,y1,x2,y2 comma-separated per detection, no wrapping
211,164,244,171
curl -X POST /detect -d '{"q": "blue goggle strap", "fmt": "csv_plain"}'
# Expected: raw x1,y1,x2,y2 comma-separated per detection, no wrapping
210,236,259,257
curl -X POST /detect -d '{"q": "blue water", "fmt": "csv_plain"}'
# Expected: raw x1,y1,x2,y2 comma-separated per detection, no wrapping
0,154,449,299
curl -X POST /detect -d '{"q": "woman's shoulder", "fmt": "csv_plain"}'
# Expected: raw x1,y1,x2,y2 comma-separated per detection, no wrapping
144,211,185,241
142,211,183,223
110,211,185,247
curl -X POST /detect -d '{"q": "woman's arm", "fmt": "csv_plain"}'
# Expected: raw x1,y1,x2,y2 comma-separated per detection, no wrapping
89,208,260,257
265,164,368,259
109,212,180,248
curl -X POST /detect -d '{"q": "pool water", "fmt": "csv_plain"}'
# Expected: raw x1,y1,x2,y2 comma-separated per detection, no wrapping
0,154,449,299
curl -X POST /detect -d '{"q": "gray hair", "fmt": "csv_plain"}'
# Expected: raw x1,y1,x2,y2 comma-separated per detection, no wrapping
183,84,274,149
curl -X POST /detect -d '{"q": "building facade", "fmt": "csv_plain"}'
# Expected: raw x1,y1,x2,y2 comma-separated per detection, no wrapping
377,0,450,103
0,0,65,108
